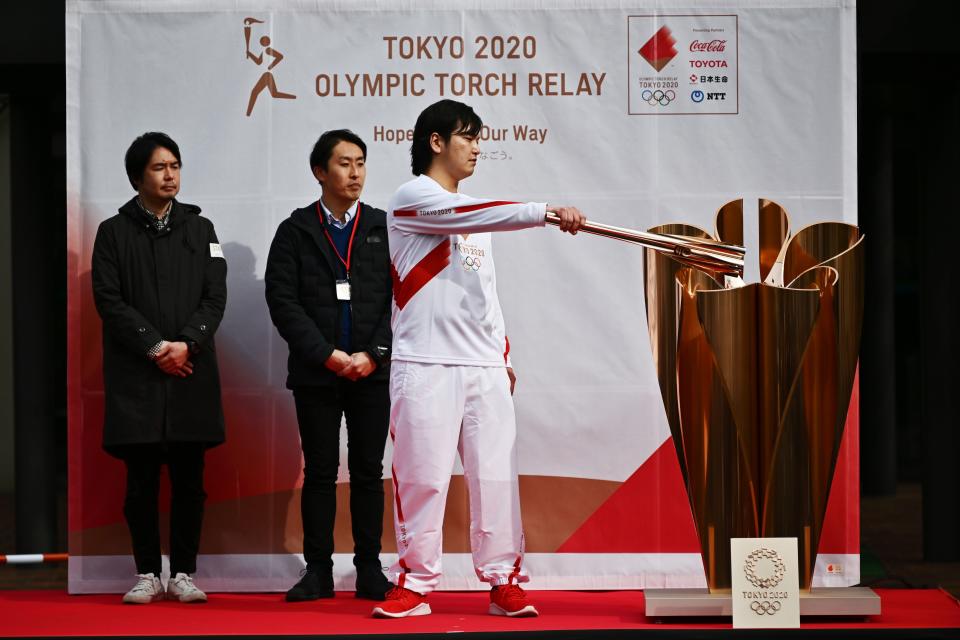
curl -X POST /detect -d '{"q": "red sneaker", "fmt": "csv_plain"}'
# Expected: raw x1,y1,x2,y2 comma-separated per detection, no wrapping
371,586,431,618
489,584,539,617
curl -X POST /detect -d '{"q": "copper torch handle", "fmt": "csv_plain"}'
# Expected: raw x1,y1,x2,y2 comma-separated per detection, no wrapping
544,212,745,277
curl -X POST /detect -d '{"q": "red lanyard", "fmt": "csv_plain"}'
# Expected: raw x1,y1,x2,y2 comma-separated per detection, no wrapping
317,201,362,275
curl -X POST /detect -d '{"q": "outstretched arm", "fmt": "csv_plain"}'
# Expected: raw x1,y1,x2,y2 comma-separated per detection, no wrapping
390,180,585,236
391,189,546,236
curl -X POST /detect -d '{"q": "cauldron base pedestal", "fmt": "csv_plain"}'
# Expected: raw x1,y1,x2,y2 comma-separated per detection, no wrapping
644,587,881,618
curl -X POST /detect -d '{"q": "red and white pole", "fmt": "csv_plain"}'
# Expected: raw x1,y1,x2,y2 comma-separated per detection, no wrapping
0,553,68,565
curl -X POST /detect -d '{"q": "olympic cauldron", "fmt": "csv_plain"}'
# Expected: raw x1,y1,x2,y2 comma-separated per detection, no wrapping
641,199,864,590
546,202,863,589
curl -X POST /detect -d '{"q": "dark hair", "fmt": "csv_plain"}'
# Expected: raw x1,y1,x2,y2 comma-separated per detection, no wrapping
310,129,367,174
410,100,483,175
124,132,181,190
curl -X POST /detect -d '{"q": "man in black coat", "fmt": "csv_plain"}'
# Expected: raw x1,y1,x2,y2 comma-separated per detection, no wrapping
91,132,227,604
265,130,393,601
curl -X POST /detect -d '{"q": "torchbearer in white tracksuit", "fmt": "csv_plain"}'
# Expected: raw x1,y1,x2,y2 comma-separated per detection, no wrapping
372,99,585,619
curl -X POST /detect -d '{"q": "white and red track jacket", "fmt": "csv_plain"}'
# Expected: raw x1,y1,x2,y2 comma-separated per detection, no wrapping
387,174,547,367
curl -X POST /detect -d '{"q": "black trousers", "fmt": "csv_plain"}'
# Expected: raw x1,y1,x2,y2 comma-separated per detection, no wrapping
293,378,390,571
120,443,207,576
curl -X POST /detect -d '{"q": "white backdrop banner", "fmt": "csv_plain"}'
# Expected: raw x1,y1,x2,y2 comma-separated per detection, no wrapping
66,0,859,593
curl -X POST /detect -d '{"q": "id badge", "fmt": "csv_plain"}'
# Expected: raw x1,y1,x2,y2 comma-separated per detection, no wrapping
336,279,351,301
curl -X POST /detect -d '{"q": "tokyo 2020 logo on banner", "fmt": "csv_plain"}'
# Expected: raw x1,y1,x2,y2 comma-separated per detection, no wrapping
627,15,739,115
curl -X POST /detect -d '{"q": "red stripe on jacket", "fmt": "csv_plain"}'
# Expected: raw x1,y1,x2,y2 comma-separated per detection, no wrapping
391,240,451,310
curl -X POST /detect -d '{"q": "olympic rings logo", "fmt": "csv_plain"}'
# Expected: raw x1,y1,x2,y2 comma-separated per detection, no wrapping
744,548,786,589
461,256,482,271
642,89,676,106
750,600,782,615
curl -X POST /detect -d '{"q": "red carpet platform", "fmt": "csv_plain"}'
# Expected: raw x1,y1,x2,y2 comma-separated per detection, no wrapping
2,588,958,639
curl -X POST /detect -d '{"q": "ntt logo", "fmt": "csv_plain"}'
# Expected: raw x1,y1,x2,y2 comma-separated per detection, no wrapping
691,90,705,103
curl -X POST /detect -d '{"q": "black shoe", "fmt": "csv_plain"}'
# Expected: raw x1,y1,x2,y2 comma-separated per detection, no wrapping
285,567,334,602
355,565,392,600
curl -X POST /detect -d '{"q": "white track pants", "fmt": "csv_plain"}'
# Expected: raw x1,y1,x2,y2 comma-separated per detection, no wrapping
388,361,528,594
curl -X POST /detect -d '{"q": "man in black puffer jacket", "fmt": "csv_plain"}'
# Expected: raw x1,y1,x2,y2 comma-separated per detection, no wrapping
265,130,393,602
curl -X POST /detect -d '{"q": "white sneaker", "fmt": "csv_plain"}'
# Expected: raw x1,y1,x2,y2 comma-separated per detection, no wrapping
167,572,208,603
122,573,164,604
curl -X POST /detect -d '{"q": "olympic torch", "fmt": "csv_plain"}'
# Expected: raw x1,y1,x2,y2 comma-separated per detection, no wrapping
545,212,746,278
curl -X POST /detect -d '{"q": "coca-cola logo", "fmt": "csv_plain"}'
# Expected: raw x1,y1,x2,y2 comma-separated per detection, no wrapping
689,39,726,53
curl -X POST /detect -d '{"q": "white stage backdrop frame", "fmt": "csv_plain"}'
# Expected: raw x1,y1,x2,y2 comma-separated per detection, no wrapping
66,0,859,593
